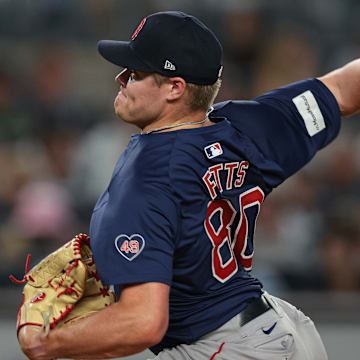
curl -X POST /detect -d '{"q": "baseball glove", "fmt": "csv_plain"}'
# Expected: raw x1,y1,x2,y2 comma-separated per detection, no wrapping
10,234,116,336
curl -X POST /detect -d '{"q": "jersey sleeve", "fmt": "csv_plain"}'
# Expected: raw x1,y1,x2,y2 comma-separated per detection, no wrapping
212,78,341,186
90,179,178,286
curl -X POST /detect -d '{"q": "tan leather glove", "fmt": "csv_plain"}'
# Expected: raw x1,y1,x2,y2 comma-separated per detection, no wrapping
11,234,116,335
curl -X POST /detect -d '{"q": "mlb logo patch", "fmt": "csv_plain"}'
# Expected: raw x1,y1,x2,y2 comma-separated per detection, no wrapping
204,143,223,159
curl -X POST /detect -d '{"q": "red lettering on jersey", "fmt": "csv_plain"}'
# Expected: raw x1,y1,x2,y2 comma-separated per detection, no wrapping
233,186,264,270
203,162,249,198
204,200,238,282
234,161,249,188
224,162,239,190
205,186,264,281
209,164,223,193
203,171,217,199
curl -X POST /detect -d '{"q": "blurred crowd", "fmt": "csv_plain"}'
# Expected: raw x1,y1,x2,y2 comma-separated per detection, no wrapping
1,0,360,293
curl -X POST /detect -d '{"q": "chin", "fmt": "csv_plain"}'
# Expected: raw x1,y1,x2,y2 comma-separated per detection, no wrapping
114,109,134,125
114,101,126,118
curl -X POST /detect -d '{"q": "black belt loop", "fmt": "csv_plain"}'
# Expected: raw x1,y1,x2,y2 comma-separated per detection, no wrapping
239,295,271,327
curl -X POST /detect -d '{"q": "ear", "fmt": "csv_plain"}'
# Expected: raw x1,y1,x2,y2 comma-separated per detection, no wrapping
166,77,187,101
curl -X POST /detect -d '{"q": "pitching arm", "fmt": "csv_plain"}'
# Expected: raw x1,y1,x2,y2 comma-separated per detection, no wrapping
318,58,360,116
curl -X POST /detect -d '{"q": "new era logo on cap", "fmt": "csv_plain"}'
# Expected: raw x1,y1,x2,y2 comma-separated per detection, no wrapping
164,60,176,71
204,142,223,159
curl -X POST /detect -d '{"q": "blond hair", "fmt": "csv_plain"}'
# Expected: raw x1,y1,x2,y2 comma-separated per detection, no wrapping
152,73,222,112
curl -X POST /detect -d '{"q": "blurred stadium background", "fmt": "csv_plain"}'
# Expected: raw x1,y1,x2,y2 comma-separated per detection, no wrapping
1,0,360,359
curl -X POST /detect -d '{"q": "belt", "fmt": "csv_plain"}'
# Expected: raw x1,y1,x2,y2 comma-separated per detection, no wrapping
239,295,272,326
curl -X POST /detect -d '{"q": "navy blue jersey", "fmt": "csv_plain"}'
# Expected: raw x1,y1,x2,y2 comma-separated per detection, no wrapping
89,78,340,353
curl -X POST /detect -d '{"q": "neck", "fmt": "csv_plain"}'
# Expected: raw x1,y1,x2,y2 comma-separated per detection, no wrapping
141,111,209,134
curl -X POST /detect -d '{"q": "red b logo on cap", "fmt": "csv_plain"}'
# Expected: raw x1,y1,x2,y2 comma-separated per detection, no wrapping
132,18,146,40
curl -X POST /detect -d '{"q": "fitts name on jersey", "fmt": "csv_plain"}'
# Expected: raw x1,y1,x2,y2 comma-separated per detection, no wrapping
202,161,249,199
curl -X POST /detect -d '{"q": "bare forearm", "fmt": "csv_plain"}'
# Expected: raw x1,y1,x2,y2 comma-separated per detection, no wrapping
318,58,360,116
19,283,169,359
43,303,160,359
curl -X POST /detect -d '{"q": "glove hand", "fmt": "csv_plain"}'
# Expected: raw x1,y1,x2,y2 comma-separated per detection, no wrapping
12,233,116,338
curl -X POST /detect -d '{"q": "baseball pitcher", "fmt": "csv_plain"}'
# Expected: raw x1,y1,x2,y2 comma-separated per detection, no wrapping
16,11,360,360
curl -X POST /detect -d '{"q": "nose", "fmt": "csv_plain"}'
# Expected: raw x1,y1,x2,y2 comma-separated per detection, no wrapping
115,68,131,87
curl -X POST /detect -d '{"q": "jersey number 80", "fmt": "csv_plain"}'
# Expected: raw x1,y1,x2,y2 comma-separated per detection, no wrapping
204,186,264,283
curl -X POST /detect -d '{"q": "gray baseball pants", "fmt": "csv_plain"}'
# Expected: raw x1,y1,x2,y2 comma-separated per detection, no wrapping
149,292,328,360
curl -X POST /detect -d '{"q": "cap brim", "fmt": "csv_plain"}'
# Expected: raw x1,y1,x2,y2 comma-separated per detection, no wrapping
97,40,153,72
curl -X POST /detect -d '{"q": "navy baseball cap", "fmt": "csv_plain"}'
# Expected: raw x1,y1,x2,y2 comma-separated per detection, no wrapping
97,11,223,85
